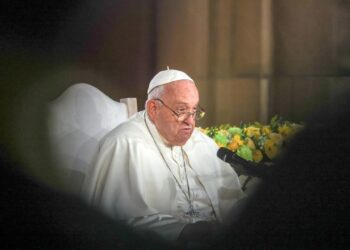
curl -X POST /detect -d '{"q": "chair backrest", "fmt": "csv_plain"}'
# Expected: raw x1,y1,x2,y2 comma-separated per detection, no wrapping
47,83,137,194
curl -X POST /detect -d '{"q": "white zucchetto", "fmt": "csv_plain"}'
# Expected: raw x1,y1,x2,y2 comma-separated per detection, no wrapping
147,68,194,94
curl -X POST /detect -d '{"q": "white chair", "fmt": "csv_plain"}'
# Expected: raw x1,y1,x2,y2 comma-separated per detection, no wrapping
47,83,137,195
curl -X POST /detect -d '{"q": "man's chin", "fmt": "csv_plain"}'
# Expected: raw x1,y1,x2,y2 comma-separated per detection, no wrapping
175,133,192,146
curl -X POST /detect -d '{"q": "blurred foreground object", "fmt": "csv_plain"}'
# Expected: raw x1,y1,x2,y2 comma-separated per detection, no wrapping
220,92,350,248
0,147,166,249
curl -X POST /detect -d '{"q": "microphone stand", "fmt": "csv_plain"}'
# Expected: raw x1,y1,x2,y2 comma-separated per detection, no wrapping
241,176,253,192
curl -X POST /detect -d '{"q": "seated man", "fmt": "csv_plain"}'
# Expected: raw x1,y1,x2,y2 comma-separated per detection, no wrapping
84,68,244,246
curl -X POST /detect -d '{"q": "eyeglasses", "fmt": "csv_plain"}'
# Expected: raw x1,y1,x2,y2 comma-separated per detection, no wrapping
155,98,205,121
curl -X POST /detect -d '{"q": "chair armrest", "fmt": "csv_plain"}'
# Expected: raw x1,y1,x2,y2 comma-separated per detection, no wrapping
120,98,138,117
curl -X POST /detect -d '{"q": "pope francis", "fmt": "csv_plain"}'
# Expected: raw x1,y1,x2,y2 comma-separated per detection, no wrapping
84,68,244,246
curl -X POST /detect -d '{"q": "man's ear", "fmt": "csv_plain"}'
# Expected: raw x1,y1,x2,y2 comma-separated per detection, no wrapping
146,100,157,121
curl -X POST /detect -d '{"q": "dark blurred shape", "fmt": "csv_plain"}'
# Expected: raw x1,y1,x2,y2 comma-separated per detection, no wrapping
0,146,168,249
0,1,82,55
221,91,350,248
0,2,170,248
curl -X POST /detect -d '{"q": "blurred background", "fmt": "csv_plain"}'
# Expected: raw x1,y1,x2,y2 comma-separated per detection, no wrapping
1,0,350,186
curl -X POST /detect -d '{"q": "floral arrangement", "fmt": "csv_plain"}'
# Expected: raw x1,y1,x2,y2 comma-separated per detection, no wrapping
199,115,304,164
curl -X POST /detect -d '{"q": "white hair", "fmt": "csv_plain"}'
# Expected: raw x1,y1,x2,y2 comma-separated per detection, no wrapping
145,85,166,108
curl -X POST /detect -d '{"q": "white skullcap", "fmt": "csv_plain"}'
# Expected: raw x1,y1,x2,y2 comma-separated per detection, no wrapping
147,67,194,94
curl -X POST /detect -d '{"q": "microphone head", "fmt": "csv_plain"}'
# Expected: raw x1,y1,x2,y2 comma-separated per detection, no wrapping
217,147,233,162
217,147,272,179
217,147,250,166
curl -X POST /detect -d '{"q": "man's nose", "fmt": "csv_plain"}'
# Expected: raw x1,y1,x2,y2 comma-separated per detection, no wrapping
183,113,195,125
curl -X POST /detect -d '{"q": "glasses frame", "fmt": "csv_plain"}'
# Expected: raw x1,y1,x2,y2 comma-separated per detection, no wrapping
154,98,205,121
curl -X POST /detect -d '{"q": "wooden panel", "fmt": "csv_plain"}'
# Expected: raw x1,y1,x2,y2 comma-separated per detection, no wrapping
271,78,294,119
194,76,213,128
209,0,235,77
272,77,331,122
214,78,260,125
156,0,209,78
274,0,338,75
336,1,350,74
209,0,262,77
231,0,262,76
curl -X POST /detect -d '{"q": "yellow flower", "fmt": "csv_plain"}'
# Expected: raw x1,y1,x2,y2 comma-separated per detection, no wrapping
246,137,256,150
218,129,229,137
244,126,261,138
262,125,272,136
227,134,244,151
252,149,263,163
264,133,283,159
269,133,283,145
264,140,278,159
278,124,292,139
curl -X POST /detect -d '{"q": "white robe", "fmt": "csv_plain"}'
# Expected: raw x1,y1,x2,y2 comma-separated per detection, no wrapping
83,110,244,240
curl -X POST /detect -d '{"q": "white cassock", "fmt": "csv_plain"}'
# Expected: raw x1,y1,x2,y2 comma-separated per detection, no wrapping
83,110,244,241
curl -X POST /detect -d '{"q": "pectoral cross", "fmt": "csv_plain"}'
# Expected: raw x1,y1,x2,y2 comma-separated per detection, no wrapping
186,203,200,218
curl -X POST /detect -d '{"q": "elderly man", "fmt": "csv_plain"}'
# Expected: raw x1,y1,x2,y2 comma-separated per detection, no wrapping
84,68,244,245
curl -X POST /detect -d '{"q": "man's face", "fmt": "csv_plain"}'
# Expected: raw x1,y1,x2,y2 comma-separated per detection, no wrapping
149,80,199,146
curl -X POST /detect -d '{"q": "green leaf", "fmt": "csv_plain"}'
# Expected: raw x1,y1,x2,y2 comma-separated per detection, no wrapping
214,134,229,145
237,145,253,161
206,127,218,138
270,115,284,131
228,126,242,136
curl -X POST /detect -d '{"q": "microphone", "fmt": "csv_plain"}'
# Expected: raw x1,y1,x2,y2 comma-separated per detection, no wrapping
217,147,273,179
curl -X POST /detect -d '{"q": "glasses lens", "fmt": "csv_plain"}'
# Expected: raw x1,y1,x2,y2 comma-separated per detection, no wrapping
177,112,195,122
177,111,205,121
